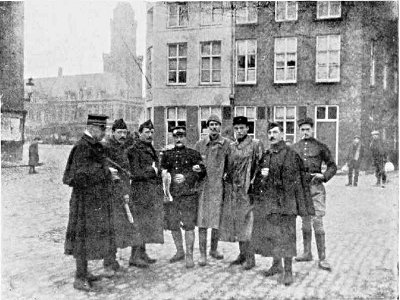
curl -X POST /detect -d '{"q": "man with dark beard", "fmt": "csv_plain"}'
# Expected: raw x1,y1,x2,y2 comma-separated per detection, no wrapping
252,123,314,285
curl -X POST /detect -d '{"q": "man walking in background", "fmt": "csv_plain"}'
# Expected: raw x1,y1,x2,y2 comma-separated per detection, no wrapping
28,137,40,174
345,135,364,187
370,130,388,188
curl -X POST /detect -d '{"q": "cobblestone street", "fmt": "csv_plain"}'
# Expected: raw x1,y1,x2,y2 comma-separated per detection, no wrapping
1,145,398,299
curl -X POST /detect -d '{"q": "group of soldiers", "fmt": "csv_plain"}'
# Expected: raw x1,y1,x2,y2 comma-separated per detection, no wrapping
63,113,337,292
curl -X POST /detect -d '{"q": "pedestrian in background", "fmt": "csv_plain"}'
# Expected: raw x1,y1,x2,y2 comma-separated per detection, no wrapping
63,114,116,291
28,137,40,174
161,126,206,268
219,116,264,271
126,120,164,267
252,122,314,286
345,135,364,187
293,117,337,272
370,130,388,188
195,114,230,266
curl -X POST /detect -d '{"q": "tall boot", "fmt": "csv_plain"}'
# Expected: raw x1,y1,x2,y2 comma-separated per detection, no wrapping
315,233,332,271
263,257,283,277
230,241,246,266
295,231,313,261
283,257,294,286
140,244,157,264
242,241,255,270
74,257,93,291
185,230,195,268
198,228,207,266
169,230,185,263
129,246,149,268
209,229,224,259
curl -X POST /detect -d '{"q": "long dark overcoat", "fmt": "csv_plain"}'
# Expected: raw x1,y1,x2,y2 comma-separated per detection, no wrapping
28,143,39,166
63,134,115,260
126,140,164,244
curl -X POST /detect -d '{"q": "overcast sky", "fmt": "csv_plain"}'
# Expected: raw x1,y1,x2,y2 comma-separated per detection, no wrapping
24,0,147,79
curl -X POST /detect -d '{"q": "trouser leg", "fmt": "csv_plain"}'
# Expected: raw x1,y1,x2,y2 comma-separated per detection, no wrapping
209,228,224,259
296,216,313,261
283,257,294,286
347,166,353,185
169,230,185,263
263,257,283,277
353,166,360,186
242,241,255,270
185,230,195,268
75,257,87,279
198,227,207,266
230,241,246,265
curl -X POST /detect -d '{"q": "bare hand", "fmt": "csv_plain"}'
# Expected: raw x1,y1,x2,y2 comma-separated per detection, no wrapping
261,168,269,177
174,174,185,184
192,164,201,172
152,162,158,174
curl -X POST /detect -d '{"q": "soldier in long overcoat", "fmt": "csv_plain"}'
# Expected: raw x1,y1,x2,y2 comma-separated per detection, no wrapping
370,130,388,187
126,120,164,267
28,137,40,174
219,116,264,270
195,114,230,266
63,114,116,291
252,122,315,286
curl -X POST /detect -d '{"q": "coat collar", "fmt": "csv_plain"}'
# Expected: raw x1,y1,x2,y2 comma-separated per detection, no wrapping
268,140,286,153
233,135,252,149
205,134,224,146
82,133,97,145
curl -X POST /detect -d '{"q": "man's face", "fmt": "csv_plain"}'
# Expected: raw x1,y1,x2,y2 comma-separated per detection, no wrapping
268,126,283,145
113,129,128,144
233,124,249,140
173,134,187,148
208,121,221,137
300,124,314,139
140,128,154,143
90,125,106,142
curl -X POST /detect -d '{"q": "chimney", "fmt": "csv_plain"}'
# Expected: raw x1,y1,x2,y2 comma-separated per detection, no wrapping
58,67,63,77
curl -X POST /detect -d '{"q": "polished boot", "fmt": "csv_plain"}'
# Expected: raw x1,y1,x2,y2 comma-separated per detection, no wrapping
295,231,313,262
74,257,93,291
315,233,332,271
140,244,157,264
129,246,149,268
169,230,185,263
185,230,195,268
283,257,294,286
242,242,255,270
209,229,224,259
263,257,283,277
230,241,246,266
198,228,207,266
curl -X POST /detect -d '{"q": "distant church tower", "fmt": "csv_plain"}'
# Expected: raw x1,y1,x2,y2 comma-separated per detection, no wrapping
103,2,142,98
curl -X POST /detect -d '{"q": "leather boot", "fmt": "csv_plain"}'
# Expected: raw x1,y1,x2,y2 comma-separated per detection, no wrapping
140,244,157,264
315,233,332,271
209,229,224,259
263,257,283,277
74,257,94,291
295,231,313,261
129,246,149,268
283,257,294,286
185,230,195,268
169,230,185,263
242,241,255,270
230,241,246,266
198,228,207,266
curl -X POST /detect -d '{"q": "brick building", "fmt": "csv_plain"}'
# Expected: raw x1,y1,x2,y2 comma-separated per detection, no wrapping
146,1,398,167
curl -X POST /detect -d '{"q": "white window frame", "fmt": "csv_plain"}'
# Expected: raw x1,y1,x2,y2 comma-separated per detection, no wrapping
235,2,258,24
316,35,341,83
236,39,257,84
200,41,222,84
273,106,297,143
234,106,257,138
146,107,153,121
370,41,375,86
167,43,187,85
317,1,341,19
274,37,297,83
165,107,187,146
200,2,223,26
275,1,298,22
167,2,188,28
146,46,153,89
314,105,339,162
198,107,222,140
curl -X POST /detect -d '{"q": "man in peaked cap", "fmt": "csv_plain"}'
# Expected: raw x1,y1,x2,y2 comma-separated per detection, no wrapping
64,114,117,291
370,130,388,187
195,114,230,266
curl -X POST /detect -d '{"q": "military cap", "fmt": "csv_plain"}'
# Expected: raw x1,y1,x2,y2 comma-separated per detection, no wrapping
172,126,186,137
371,130,379,135
267,122,283,132
207,114,222,126
139,119,154,133
233,116,248,126
112,118,127,131
297,117,314,127
87,114,108,127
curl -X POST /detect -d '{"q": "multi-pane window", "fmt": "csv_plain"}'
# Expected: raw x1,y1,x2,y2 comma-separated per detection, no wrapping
316,35,340,82
275,1,297,22
168,2,188,27
234,106,256,138
200,41,221,84
236,40,257,84
236,2,257,24
370,41,375,86
168,43,187,84
201,2,223,25
166,107,187,145
274,37,297,83
316,105,338,120
199,107,222,139
274,106,296,143
317,1,341,19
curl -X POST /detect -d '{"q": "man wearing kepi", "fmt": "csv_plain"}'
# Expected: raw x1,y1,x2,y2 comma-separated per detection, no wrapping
103,118,144,268
219,116,264,270
195,114,230,266
252,122,314,286
293,117,337,271
63,114,116,291
126,120,164,267
161,126,206,268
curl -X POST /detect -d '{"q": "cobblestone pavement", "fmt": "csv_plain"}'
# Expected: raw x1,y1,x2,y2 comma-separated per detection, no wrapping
1,145,398,299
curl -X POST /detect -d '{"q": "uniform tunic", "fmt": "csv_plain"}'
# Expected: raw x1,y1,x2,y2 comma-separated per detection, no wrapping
195,135,230,229
219,135,264,242
293,137,337,217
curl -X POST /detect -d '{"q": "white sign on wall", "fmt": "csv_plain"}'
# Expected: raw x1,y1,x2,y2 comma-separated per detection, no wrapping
1,116,22,141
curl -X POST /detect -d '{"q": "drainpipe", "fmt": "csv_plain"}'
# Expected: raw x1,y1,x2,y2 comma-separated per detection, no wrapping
230,2,235,116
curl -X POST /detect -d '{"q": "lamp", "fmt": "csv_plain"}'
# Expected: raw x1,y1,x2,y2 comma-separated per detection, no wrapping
25,78,35,101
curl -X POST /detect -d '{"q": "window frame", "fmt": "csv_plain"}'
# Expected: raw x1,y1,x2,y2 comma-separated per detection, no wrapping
370,41,375,87
200,41,222,85
234,106,257,138
235,2,258,24
167,43,187,85
198,106,222,140
200,2,223,26
273,106,297,143
165,107,187,146
315,34,341,83
275,1,298,22
274,37,297,84
235,39,257,84
316,1,341,19
167,2,189,28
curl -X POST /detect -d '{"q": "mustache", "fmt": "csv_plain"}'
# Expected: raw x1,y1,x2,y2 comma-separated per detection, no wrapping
269,137,276,141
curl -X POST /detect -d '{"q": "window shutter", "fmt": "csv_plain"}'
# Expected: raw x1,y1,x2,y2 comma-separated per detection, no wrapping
257,106,266,120
222,106,232,120
298,106,307,120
